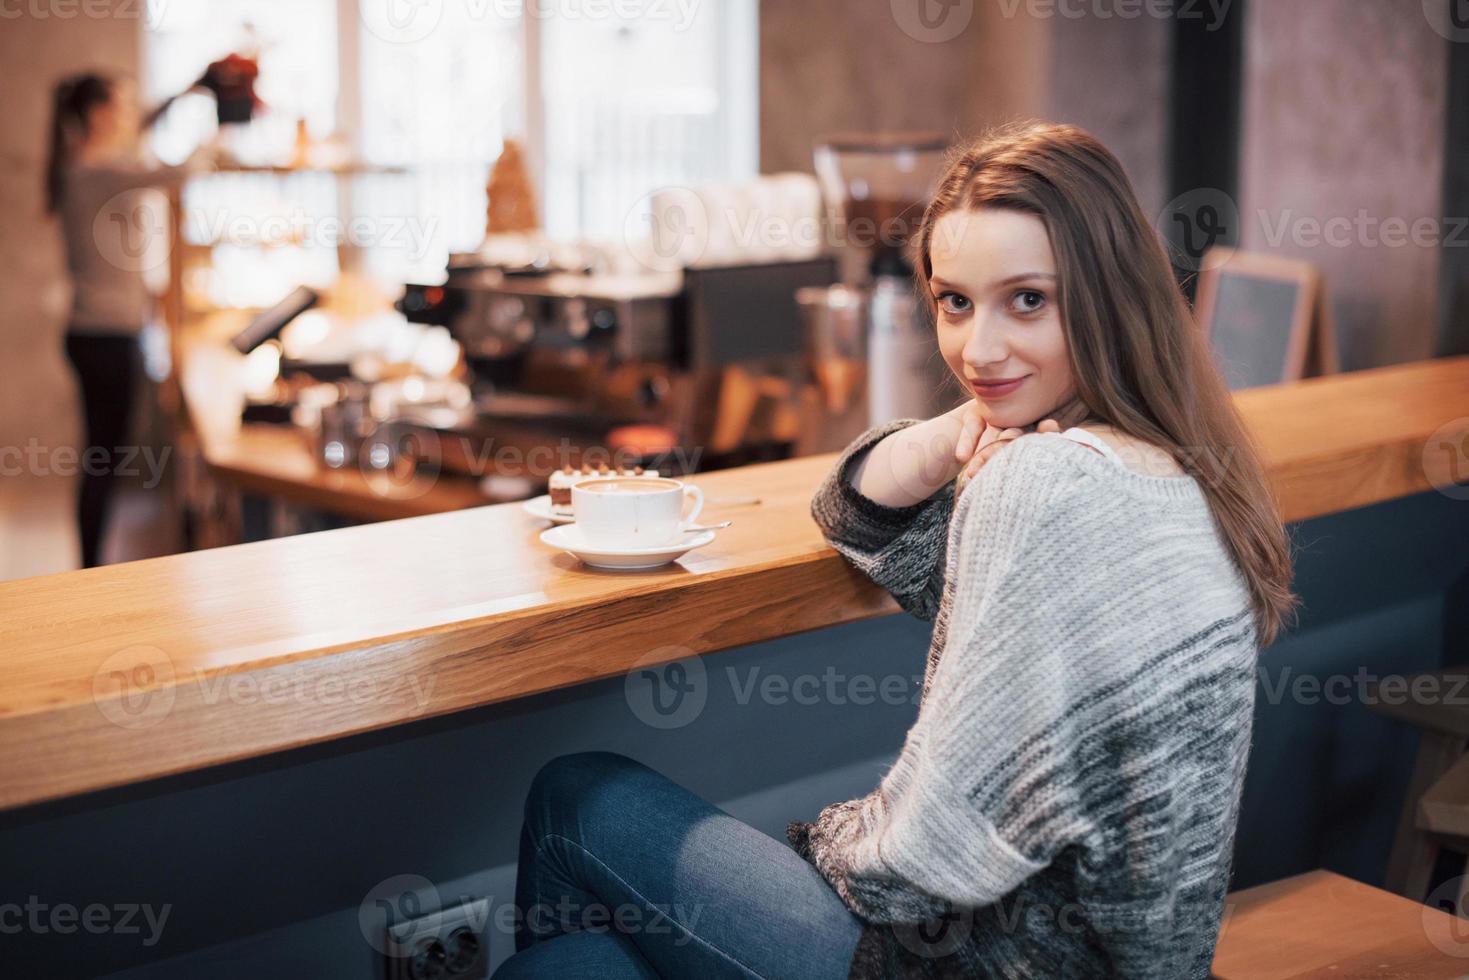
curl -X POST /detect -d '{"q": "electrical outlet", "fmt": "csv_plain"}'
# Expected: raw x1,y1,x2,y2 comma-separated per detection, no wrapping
385,897,490,980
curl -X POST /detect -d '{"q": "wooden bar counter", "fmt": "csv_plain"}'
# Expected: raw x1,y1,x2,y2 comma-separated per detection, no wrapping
199,421,489,521
1,355,1466,812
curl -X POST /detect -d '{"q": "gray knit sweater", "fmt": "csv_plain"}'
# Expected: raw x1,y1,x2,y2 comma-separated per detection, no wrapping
788,418,1259,979
60,158,193,333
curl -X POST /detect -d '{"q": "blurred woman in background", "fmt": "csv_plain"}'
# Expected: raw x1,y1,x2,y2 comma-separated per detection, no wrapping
44,71,212,567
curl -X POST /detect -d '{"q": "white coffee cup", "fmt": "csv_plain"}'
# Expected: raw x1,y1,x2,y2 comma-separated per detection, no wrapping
572,477,705,549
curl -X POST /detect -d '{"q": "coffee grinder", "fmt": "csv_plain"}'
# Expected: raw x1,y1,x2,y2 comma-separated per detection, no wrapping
809,132,959,428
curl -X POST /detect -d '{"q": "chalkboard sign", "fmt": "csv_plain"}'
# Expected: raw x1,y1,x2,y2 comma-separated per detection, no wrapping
1194,247,1339,390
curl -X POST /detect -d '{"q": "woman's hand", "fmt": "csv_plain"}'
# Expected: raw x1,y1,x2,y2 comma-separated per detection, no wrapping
954,419,1056,494
954,397,1092,493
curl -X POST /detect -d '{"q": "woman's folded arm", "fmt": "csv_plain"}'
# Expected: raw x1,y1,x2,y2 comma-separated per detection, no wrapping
809,418,961,622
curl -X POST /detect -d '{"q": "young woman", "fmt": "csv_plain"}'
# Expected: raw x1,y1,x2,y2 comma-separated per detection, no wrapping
493,122,1298,979
45,72,210,566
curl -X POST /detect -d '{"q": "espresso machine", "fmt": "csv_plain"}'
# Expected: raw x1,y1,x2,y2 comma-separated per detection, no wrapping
397,254,838,488
796,132,961,455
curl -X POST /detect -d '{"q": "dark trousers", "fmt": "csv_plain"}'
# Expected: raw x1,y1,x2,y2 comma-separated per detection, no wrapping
63,330,138,568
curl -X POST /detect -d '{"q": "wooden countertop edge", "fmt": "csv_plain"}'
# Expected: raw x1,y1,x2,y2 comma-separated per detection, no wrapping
0,555,896,810
202,453,482,522
196,428,489,522
0,540,883,724
1266,437,1447,523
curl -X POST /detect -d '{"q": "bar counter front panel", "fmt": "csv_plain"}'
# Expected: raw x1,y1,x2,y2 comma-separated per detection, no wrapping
1,357,1466,977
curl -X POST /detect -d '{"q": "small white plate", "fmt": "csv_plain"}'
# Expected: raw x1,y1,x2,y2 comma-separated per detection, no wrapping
521,494,574,524
538,524,716,570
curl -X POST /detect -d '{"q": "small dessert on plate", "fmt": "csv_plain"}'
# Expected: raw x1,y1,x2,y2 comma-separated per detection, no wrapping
547,463,660,517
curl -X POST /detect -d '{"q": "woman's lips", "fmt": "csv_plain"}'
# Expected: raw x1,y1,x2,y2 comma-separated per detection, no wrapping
970,376,1028,398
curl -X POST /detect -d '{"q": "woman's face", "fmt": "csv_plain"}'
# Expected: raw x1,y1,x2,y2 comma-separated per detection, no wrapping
929,206,1080,430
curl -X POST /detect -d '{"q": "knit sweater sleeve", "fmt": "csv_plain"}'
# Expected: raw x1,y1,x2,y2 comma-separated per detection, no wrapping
790,437,1085,924
809,418,957,622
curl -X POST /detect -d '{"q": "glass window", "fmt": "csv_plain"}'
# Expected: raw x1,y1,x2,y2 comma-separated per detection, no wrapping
143,0,758,304
539,0,758,241
145,0,338,166
356,0,524,285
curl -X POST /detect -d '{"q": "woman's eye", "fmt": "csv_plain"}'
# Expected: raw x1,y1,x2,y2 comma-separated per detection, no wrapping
936,292,971,315
1009,289,1046,315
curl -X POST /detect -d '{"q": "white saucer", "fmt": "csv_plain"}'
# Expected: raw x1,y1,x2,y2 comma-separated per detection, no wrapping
538,524,716,569
521,494,574,524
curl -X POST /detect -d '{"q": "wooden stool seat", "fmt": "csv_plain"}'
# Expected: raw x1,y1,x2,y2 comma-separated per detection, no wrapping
1369,668,1469,899
1421,753,1469,837
1211,870,1469,978
1370,669,1469,738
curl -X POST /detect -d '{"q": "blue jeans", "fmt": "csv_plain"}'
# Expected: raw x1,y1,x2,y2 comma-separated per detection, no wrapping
493,752,864,979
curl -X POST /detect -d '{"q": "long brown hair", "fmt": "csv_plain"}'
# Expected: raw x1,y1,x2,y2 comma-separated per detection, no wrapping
916,120,1298,647
45,72,117,214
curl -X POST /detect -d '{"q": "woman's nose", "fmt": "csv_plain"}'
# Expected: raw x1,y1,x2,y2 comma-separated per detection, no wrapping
961,316,1010,370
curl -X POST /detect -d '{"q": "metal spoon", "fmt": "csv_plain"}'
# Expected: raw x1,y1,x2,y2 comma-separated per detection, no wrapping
680,520,733,533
